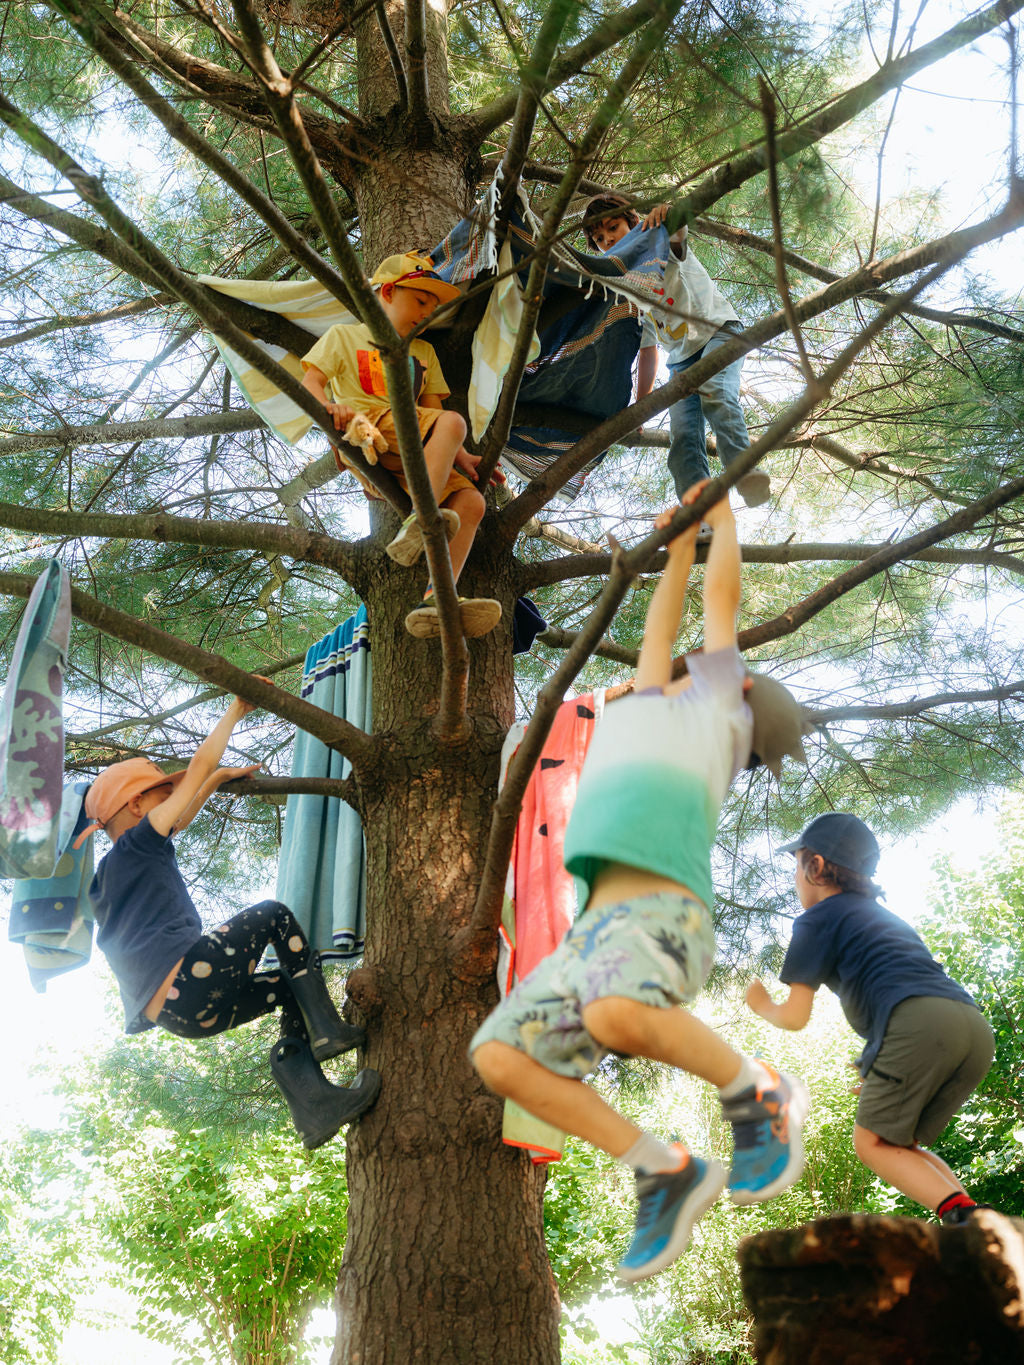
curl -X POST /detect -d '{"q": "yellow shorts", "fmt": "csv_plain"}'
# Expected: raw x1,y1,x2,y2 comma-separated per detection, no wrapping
334,405,475,503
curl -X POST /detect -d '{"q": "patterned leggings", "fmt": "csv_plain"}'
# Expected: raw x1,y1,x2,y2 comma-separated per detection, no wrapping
157,900,310,1040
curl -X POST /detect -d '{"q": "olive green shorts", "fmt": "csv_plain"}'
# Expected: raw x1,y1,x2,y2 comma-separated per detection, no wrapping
856,995,994,1147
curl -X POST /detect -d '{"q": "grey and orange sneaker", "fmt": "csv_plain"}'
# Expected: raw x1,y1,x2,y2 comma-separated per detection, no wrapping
721,1065,809,1205
617,1149,726,1283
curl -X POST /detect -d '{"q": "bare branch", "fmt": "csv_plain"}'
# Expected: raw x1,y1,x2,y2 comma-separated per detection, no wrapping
0,294,169,350
519,539,1024,593
697,218,1024,344
809,681,1024,726
404,0,429,121
376,2,409,109
661,0,1024,230
759,78,814,383
0,411,265,457
0,502,366,585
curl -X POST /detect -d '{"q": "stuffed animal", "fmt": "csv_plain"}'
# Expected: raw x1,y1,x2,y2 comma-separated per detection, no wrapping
343,414,388,466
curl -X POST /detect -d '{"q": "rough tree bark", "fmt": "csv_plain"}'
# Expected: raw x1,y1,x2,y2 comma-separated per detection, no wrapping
738,1212,1024,1364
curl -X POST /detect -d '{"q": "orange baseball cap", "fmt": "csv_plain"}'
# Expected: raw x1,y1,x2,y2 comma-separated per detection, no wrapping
76,757,187,846
369,252,461,305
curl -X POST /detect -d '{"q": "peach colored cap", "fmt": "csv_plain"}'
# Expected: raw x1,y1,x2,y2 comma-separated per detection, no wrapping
76,757,187,846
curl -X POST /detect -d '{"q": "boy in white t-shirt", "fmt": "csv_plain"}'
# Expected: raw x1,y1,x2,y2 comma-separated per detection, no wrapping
471,481,807,1283
584,194,770,509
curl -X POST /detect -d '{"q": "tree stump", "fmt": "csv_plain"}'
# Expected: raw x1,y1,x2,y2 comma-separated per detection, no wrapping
738,1212,1024,1364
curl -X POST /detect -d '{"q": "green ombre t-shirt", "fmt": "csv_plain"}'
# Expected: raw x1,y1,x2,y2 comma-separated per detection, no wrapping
563,647,752,910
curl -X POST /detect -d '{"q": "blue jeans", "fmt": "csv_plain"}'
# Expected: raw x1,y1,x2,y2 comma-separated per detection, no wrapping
666,326,750,500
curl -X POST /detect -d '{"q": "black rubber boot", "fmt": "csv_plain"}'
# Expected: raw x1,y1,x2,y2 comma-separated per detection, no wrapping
270,1036,381,1150
282,952,366,1061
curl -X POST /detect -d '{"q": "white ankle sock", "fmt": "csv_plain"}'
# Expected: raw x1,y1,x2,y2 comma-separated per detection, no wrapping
718,1055,772,1101
620,1132,687,1174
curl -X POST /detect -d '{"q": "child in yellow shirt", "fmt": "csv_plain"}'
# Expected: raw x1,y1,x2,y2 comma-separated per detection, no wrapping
302,252,500,639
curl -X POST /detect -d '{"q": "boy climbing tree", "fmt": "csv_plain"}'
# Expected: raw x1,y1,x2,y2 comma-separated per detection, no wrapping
83,690,381,1150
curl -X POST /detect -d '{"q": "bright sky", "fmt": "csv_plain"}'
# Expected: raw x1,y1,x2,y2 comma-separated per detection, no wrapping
1,3,1022,1360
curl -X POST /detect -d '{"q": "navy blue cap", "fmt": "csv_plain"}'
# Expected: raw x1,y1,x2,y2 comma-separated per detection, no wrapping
777,812,880,876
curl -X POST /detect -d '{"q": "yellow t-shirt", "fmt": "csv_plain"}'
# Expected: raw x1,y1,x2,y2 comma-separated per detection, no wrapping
302,321,449,415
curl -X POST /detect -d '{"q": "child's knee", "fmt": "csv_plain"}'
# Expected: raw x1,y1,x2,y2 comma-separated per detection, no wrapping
432,409,467,444
582,996,649,1055
853,1123,900,1160
472,1039,523,1095
448,485,485,527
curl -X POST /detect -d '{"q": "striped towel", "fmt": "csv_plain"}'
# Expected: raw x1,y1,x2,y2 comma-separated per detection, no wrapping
274,606,371,960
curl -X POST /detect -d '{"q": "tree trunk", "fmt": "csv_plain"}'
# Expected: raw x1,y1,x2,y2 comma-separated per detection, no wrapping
333,531,562,1358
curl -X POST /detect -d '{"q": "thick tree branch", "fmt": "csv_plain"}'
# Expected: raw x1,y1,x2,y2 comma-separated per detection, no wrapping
404,0,429,121
519,540,1024,592
375,2,409,109
0,411,265,457
0,294,169,350
698,218,1024,344
808,680,1024,726
0,502,365,583
0,572,375,761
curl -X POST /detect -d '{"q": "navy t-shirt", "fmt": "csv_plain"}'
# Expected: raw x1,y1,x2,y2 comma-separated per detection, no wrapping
89,815,202,1034
780,892,976,1075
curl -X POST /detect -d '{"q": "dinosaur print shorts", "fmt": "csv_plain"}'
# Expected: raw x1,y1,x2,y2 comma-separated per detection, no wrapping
470,891,716,1079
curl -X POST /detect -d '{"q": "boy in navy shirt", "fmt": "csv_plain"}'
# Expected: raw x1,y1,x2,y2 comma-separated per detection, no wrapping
83,691,379,1148
747,812,994,1223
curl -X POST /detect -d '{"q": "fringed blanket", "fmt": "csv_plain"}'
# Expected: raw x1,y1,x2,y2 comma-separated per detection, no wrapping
201,179,669,501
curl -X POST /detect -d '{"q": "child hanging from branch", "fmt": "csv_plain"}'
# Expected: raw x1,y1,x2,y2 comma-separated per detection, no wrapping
472,479,809,1283
748,813,997,1225
301,251,502,640
80,689,380,1150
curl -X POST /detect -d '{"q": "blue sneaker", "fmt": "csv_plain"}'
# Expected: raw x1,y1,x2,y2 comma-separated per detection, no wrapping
721,1065,809,1206
617,1151,726,1283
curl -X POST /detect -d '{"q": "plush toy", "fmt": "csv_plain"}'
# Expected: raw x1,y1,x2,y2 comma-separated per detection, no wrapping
343,414,388,466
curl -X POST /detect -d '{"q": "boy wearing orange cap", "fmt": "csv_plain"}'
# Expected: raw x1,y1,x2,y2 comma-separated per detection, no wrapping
84,693,380,1149
301,251,501,639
